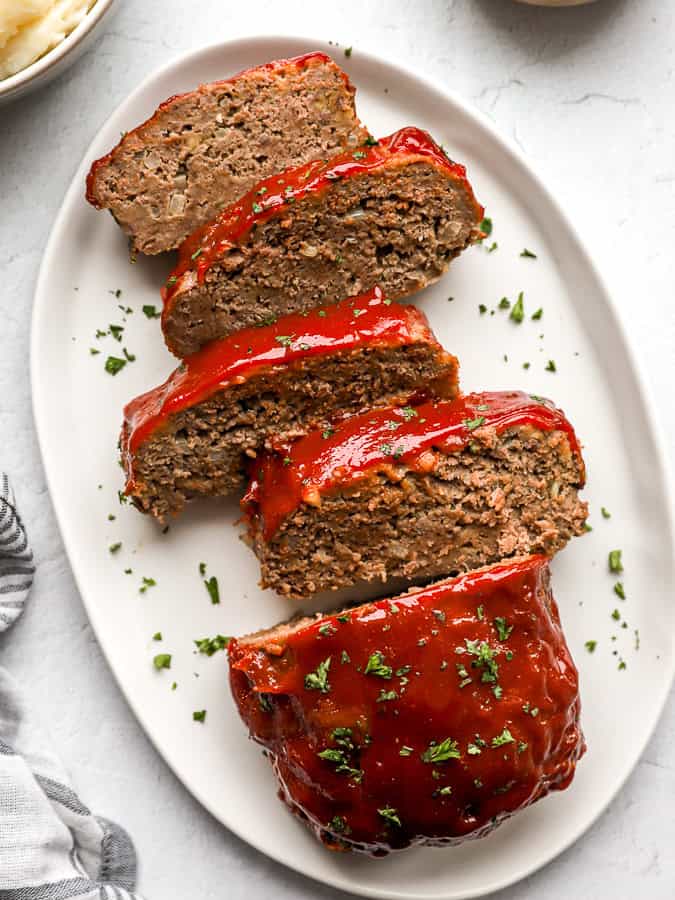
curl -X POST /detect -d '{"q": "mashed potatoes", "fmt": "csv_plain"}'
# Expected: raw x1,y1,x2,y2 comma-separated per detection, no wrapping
0,0,96,80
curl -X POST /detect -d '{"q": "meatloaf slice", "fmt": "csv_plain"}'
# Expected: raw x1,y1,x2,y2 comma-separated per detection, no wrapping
86,52,368,255
161,126,484,357
242,391,587,599
121,287,458,522
229,554,585,855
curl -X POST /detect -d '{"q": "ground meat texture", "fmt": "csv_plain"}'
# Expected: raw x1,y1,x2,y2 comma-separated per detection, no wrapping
161,127,484,357
122,291,458,522
242,392,587,600
228,555,585,855
86,52,368,255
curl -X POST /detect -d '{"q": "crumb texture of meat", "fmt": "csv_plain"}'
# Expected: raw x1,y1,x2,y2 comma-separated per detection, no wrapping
243,391,587,599
228,555,585,855
162,126,484,356
121,290,458,522
86,52,368,254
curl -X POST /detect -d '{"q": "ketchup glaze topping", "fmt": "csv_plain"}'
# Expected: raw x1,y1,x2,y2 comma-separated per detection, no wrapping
162,126,484,308
121,288,440,467
243,391,584,540
228,555,585,854
86,52,349,207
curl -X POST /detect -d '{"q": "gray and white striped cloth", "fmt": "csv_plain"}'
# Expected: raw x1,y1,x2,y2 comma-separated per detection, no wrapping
0,474,142,900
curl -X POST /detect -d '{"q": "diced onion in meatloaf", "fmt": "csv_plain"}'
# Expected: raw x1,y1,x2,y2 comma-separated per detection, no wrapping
121,288,458,523
86,52,368,255
161,126,484,357
242,391,588,599
228,554,585,855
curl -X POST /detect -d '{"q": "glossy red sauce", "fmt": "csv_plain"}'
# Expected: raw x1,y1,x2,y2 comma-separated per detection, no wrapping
228,555,585,854
243,391,584,540
86,52,345,205
162,126,484,308
121,287,440,470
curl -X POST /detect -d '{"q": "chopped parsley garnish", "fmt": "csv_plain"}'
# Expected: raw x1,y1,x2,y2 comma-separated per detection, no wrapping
364,135,379,145
601,506,611,519
520,248,537,259
352,150,367,159
153,632,162,641
463,415,486,431
467,742,482,756
89,348,100,355
104,356,126,375
498,297,510,310
109,542,121,554
305,656,331,693
194,634,231,656
139,577,156,593
109,324,123,341
531,308,543,321
399,745,414,757
464,639,500,687
193,710,206,722
317,748,362,781
585,640,597,653
142,304,161,319
275,334,294,347
479,217,493,238
611,608,621,621
400,407,417,420
190,248,202,261
256,186,268,196
329,815,350,834
476,605,484,621
377,689,398,703
509,292,525,324
123,347,136,362
252,202,263,213
153,653,171,670
614,582,626,600
545,359,557,372
608,549,623,574
203,575,220,604
340,649,351,665
198,562,206,576
344,46,353,57
493,617,513,641
167,276,177,286
377,807,401,827
438,785,453,796
318,623,337,637
491,728,515,748
322,427,334,439
337,613,350,623
479,303,487,315
421,737,461,763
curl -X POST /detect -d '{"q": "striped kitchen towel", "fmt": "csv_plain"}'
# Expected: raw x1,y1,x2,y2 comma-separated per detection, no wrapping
0,474,142,900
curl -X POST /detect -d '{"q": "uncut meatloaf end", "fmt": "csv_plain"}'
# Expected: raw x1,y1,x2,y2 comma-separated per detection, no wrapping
161,126,484,357
228,554,585,855
86,52,368,255
121,287,458,523
242,391,588,599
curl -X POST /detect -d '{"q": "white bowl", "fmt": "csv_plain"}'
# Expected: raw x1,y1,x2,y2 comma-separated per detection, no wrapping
0,0,118,104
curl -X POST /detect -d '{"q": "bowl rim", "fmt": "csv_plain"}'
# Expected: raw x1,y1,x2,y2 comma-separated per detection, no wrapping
0,0,117,96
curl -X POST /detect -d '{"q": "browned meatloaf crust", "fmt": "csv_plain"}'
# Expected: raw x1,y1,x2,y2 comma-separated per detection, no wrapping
121,289,458,523
242,391,587,599
86,52,368,255
161,126,484,357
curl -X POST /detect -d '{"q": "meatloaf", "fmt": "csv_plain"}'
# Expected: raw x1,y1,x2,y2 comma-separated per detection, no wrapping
242,391,587,599
161,126,484,357
86,52,368,255
229,554,585,855
121,288,458,522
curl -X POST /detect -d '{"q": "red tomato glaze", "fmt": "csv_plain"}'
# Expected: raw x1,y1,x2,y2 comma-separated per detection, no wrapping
243,391,584,540
228,555,585,854
86,52,345,206
162,125,484,309
121,288,439,468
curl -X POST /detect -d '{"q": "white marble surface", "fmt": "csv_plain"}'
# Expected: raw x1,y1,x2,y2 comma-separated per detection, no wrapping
1,0,674,897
